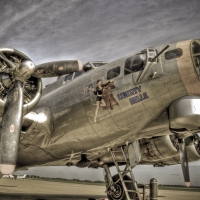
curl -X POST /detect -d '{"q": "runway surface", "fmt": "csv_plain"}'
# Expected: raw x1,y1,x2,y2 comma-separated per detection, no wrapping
0,178,200,200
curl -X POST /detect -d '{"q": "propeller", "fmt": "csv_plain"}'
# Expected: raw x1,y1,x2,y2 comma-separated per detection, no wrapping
178,138,190,187
0,81,23,174
0,50,83,174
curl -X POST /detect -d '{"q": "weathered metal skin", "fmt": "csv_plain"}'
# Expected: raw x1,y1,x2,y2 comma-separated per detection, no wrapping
139,135,178,161
186,143,200,162
22,78,42,115
185,134,200,162
1,39,199,171
169,96,200,130
22,107,53,138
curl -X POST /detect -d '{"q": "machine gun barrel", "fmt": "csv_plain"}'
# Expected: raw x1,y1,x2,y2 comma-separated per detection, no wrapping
148,44,170,62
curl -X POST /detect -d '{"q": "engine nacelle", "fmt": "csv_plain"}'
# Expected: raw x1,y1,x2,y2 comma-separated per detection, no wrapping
0,48,42,116
169,96,200,130
168,96,200,163
139,135,178,161
22,107,53,138
185,134,200,162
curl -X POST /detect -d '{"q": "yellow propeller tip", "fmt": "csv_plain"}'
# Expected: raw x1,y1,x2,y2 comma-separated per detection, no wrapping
185,182,190,187
0,164,15,174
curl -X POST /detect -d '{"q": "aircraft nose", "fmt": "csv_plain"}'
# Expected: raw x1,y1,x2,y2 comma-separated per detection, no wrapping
176,39,200,94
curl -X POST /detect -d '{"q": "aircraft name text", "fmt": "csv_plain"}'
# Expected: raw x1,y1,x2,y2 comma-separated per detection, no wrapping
117,86,149,105
129,92,149,105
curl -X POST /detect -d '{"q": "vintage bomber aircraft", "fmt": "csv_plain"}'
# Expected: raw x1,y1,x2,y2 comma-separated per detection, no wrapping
0,39,200,200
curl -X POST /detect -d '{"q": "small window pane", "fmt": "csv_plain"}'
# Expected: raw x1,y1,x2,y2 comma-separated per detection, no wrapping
107,66,120,80
73,70,84,79
92,62,107,67
165,48,182,60
194,56,200,69
83,63,93,72
64,73,73,82
192,41,200,54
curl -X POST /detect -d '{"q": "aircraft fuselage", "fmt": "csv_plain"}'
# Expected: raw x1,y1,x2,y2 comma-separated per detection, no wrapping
17,39,200,168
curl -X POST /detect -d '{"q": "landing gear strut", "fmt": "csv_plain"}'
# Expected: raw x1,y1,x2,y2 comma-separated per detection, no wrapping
103,146,142,200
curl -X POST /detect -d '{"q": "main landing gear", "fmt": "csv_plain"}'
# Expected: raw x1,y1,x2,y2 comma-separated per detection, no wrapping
103,147,142,200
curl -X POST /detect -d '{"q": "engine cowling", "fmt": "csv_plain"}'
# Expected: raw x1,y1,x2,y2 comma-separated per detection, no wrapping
169,96,200,131
139,134,200,164
139,135,178,161
185,133,200,162
22,107,53,138
0,48,42,116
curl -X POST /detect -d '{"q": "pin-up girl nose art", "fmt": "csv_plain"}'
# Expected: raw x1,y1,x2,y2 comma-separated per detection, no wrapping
93,80,119,122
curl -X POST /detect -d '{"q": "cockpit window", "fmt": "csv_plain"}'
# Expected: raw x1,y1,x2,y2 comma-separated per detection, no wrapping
92,62,106,67
64,70,84,83
83,63,93,72
124,54,145,76
165,48,183,60
73,70,84,79
192,41,200,54
191,40,200,79
107,66,120,80
194,56,200,69
64,73,74,82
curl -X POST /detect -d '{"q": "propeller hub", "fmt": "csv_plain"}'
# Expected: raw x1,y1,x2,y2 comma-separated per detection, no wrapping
15,60,36,82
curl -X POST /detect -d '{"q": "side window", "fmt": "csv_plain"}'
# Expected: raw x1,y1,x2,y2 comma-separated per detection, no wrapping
124,55,144,76
83,63,93,72
165,48,183,60
107,66,120,80
191,40,200,78
64,73,74,83
73,70,84,79
192,41,200,54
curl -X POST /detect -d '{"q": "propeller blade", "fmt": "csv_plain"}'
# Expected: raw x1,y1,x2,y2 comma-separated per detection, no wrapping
0,81,23,174
178,138,190,187
32,60,83,78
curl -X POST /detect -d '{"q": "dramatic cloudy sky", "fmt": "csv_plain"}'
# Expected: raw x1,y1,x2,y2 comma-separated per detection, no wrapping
1,0,200,86
1,0,200,186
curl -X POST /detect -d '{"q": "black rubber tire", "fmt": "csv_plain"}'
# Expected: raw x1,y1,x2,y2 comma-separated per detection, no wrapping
107,174,135,200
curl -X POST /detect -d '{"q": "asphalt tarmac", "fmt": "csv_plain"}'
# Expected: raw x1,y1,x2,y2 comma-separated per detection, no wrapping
0,178,199,200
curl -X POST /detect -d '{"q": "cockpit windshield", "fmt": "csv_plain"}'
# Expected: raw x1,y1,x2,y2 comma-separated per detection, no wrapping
92,62,107,67
124,51,147,76
83,61,107,72
63,70,84,84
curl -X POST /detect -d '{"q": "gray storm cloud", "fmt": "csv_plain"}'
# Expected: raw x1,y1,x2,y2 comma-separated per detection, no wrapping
0,0,200,65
